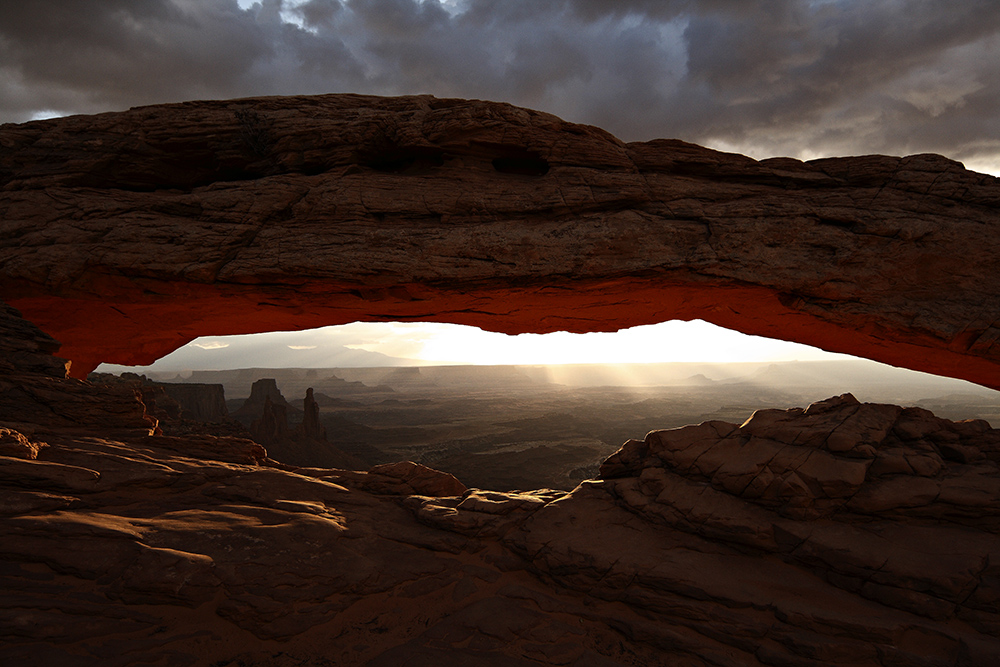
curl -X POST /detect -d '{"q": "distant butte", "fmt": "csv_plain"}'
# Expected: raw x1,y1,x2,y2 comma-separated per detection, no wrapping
1,94,999,387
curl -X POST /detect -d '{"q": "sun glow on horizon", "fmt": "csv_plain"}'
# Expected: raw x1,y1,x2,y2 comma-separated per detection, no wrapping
95,319,855,375
391,320,853,366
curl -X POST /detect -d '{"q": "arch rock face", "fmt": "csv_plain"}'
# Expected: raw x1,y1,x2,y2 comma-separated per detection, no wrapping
1,94,998,387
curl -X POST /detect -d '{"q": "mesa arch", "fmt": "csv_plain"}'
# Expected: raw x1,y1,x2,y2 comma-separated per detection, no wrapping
1,94,999,389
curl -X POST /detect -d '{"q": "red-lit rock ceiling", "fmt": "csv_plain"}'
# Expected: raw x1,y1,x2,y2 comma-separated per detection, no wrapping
1,94,998,386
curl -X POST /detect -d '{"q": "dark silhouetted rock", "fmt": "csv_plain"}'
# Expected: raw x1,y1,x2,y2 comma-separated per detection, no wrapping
0,300,67,379
249,394,289,446
295,387,327,442
158,382,228,422
238,384,365,469
89,372,183,426
0,302,156,439
233,378,296,425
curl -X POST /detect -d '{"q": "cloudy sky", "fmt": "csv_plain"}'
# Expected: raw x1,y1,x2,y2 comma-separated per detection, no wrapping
5,0,996,370
4,0,999,172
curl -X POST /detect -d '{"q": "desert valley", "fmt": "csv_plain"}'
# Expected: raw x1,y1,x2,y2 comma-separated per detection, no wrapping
116,360,1000,493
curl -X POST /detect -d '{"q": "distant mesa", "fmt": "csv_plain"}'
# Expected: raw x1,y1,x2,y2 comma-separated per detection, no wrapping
232,378,299,425
84,371,366,470
678,373,716,386
336,365,539,390
309,391,363,409
376,367,436,388
162,368,393,408
0,94,997,389
238,378,364,470
158,382,228,422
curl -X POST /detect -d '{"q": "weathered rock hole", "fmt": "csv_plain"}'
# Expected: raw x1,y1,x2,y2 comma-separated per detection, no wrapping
492,154,550,176
70,140,270,192
937,442,972,463
818,217,857,229
300,163,328,177
362,147,445,173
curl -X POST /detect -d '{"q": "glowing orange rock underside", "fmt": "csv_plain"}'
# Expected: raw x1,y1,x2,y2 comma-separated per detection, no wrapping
9,274,995,389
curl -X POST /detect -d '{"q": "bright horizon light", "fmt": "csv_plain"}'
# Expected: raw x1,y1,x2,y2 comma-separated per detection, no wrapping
96,319,855,375
346,320,853,366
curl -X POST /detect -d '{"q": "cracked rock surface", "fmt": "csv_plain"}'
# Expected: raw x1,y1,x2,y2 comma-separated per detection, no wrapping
1,94,999,388
2,302,999,666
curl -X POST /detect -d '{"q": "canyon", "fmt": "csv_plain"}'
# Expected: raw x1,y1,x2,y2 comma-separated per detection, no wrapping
1,94,999,665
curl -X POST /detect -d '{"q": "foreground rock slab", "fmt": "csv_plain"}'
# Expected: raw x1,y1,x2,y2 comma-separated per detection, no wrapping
4,398,1000,666
2,94,999,387
2,303,999,665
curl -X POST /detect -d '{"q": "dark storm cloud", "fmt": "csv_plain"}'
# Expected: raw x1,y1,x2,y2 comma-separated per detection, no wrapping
0,1,272,114
2,0,999,170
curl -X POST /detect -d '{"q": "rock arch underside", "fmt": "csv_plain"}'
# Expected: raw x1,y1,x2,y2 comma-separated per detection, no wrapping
1,93,999,387
3,95,1000,666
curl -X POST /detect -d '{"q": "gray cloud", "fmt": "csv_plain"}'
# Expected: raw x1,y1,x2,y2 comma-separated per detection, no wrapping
2,0,999,171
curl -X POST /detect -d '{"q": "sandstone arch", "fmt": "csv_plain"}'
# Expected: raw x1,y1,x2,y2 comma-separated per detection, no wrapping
1,94,999,388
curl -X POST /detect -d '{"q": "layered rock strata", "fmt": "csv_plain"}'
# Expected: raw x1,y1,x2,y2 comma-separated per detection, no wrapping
1,94,999,388
159,381,228,422
2,302,999,666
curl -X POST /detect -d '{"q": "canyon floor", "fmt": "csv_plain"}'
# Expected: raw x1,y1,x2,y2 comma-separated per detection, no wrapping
4,301,1000,666
147,362,1000,493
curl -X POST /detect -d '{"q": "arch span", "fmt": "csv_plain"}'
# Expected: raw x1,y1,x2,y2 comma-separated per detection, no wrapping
1,94,999,388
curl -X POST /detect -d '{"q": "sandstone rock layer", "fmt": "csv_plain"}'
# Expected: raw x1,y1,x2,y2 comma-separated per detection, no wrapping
1,94,999,387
